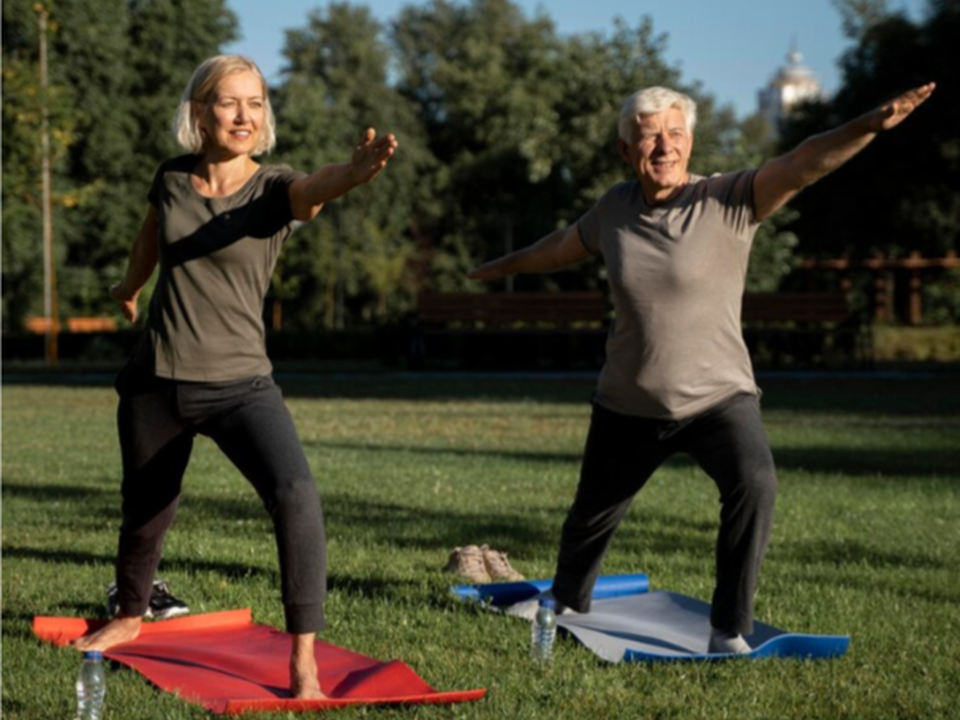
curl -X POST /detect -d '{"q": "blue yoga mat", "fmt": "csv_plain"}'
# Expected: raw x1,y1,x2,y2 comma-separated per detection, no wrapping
452,573,649,605
453,574,849,663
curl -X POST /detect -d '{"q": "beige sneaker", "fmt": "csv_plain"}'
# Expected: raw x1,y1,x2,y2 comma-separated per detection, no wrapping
481,545,525,582
444,545,491,584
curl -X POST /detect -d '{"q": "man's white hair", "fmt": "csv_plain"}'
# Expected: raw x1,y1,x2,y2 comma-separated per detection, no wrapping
618,87,697,141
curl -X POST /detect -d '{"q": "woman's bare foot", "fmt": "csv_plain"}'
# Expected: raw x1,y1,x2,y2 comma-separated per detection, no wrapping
71,616,142,652
290,633,327,699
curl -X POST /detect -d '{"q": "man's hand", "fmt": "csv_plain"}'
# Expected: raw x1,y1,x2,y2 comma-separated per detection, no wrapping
866,82,936,133
349,128,398,185
468,258,512,281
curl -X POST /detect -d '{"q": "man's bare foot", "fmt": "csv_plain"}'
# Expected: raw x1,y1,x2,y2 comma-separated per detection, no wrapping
71,616,142,652
290,633,327,699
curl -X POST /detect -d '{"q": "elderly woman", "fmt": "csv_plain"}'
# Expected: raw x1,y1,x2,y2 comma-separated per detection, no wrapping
72,54,397,698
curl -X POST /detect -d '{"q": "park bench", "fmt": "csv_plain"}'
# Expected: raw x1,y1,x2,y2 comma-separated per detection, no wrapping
408,291,608,370
408,290,871,370
25,316,118,333
740,292,872,368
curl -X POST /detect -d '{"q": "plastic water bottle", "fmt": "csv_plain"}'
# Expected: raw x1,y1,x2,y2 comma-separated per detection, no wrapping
75,650,106,720
530,596,558,661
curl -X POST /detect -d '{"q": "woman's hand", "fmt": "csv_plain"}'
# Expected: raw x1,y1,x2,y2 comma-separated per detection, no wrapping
349,128,398,185
110,283,139,323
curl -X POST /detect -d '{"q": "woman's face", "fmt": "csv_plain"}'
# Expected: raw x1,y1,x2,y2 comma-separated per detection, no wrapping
199,70,265,157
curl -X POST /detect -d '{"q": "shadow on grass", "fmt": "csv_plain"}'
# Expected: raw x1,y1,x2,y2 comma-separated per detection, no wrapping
758,377,960,416
281,375,598,404
323,494,560,554
304,439,582,465
2,371,598,404
772,447,960,479
1,480,115,503
5,372,960,414
320,492,720,565
280,374,960,416
303,437,958,480
780,564,960,606
2,546,279,586
775,537,951,572
326,572,429,602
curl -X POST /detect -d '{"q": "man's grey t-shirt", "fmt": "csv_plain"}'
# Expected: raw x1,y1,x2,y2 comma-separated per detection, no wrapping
578,170,761,420
134,155,306,381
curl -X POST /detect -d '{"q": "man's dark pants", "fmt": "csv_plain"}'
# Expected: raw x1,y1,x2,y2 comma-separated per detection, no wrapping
552,392,777,635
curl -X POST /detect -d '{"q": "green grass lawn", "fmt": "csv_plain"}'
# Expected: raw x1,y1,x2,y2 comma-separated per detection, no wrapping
3,374,959,720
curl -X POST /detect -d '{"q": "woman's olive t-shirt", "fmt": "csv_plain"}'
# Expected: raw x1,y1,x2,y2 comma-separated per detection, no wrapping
133,154,306,381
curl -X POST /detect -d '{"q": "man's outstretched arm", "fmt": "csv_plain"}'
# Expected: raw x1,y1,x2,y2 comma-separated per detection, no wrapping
753,82,935,222
469,223,593,281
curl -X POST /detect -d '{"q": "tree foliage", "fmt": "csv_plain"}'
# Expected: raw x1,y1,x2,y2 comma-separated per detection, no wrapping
21,0,926,332
780,0,958,259
1,0,237,330
271,3,435,328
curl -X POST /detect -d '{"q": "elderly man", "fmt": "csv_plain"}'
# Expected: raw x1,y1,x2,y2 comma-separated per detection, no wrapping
470,82,934,652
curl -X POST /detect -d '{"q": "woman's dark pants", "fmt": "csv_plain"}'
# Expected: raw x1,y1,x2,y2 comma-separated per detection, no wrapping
114,366,326,633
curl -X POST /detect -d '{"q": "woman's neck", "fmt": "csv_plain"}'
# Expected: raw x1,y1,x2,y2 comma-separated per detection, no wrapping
192,153,259,198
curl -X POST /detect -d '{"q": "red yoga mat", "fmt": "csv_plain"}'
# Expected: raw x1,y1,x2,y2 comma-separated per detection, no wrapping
33,609,485,715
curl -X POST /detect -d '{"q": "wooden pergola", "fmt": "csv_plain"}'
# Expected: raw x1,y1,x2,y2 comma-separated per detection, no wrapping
798,251,960,325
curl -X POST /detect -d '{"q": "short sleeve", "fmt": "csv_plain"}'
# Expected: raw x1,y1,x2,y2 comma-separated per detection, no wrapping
146,161,166,208
262,165,308,225
706,169,760,237
576,201,603,256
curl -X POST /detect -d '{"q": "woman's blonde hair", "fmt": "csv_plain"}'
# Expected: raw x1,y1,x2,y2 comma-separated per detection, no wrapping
618,86,697,142
173,55,276,155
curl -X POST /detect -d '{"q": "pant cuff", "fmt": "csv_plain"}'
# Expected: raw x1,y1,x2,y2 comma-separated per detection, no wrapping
551,577,592,614
285,602,325,634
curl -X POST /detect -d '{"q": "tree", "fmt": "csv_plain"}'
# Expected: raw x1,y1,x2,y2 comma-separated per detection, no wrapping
272,2,435,328
392,0,566,290
780,0,959,260
2,1,83,329
832,0,893,40
2,0,806,333
392,1,797,294
1,0,237,330
392,2,696,292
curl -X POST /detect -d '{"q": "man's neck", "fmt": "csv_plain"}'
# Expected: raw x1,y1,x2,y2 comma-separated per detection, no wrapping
640,177,689,206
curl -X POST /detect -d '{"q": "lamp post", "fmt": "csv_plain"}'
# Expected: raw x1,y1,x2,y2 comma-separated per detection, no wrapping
38,3,59,365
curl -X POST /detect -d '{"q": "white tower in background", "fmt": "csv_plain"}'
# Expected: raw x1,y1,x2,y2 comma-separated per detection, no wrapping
758,44,824,139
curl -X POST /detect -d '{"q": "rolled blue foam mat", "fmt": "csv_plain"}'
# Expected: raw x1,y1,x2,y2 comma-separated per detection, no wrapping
452,573,649,606
453,574,849,663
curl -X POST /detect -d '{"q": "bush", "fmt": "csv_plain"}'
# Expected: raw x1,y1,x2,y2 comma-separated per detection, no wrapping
874,325,960,363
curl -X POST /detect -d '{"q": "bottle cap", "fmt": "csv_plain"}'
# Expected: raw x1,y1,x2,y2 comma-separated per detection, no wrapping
537,596,556,609
82,651,104,660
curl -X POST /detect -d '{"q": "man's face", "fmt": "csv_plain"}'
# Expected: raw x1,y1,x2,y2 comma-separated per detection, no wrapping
618,107,693,204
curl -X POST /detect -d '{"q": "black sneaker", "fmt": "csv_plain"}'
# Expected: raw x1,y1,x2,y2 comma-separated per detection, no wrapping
105,581,124,618
105,579,190,620
148,579,189,620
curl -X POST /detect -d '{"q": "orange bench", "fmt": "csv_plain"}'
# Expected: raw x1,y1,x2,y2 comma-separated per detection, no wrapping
25,317,117,333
